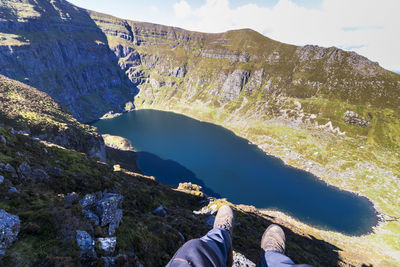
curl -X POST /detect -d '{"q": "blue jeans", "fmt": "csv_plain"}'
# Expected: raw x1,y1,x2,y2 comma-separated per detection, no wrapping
166,228,232,267
261,251,295,266
166,228,309,267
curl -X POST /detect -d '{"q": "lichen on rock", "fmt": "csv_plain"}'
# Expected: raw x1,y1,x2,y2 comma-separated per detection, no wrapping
0,210,20,257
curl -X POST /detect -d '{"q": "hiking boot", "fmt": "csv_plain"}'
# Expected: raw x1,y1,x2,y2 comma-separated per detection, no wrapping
261,224,286,254
213,204,234,234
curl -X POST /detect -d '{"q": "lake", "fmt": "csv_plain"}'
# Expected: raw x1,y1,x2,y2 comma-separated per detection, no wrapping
93,109,378,235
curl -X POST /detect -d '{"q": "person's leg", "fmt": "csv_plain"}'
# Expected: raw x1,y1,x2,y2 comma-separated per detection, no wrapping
259,224,295,267
260,251,295,267
166,205,234,267
201,228,232,266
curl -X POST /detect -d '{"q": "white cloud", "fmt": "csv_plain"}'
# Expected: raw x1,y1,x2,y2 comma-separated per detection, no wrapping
171,0,400,70
173,0,192,19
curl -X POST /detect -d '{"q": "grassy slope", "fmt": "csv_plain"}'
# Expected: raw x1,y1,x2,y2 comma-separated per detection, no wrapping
89,12,400,265
0,74,108,158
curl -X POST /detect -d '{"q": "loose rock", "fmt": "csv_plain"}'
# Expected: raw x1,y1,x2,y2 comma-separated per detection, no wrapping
95,193,123,235
76,230,96,259
31,169,49,180
0,209,20,256
343,110,370,127
8,187,19,194
0,135,6,145
18,162,32,179
0,176,4,185
152,205,167,217
4,163,17,178
82,209,100,226
107,209,123,236
80,193,97,208
233,251,256,267
97,237,117,255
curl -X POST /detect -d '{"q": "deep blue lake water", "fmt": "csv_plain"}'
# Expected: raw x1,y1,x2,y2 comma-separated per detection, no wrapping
93,109,378,235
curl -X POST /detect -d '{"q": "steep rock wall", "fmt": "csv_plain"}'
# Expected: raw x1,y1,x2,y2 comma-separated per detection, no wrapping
0,0,137,122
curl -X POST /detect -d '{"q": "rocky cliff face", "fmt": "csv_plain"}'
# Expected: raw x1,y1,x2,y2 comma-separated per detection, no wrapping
0,0,137,122
88,10,400,117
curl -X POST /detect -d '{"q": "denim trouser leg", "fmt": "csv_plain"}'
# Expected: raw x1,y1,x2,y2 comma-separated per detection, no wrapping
200,228,232,265
260,251,295,267
166,228,231,267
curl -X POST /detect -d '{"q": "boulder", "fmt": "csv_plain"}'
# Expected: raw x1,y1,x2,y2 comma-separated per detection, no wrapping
82,209,100,226
17,162,32,179
95,193,123,235
97,237,117,255
31,169,49,180
343,110,370,127
0,176,4,185
80,193,97,208
0,209,20,256
4,163,17,178
76,230,96,259
8,187,19,193
0,135,6,145
108,209,123,236
152,205,167,217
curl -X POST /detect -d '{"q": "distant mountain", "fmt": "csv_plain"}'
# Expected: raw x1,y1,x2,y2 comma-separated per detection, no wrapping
87,10,400,149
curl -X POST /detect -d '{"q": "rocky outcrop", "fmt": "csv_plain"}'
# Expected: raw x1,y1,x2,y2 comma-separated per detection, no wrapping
221,69,250,101
96,193,124,235
81,192,124,236
177,182,205,197
0,210,20,256
343,110,371,127
245,69,265,95
171,65,187,78
201,49,250,62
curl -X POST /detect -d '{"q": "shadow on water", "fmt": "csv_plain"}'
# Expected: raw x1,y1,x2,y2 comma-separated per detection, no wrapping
137,151,221,198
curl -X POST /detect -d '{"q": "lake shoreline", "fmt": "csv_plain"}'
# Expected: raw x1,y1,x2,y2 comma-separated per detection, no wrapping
95,108,381,236
132,107,384,231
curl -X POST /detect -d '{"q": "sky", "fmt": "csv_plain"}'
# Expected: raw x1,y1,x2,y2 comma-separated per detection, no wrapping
68,0,400,72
